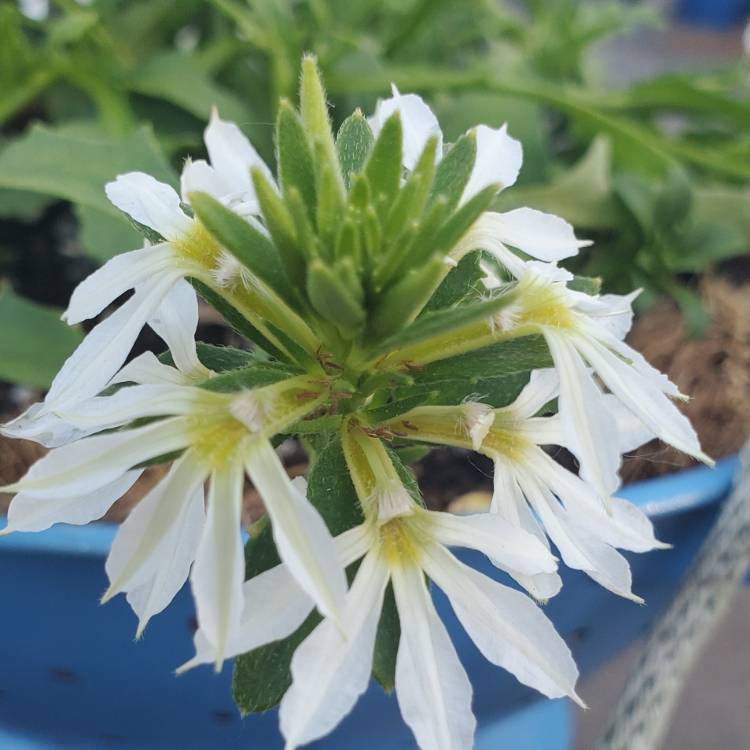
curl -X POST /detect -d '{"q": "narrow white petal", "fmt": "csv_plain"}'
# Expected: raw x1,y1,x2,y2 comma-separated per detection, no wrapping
518,469,641,602
127,479,206,637
544,329,621,500
280,552,388,749
105,172,192,241
429,510,557,576
574,334,709,464
369,85,442,171
58,384,216,430
3,417,190,499
461,124,522,203
180,158,233,203
63,243,177,325
0,403,92,448
531,447,667,553
490,207,589,261
490,462,563,600
104,453,206,603
204,109,274,202
602,393,655,453
46,274,180,410
451,214,527,277
423,544,580,702
148,280,211,380
191,460,246,667
392,562,475,750
507,368,559,420
244,439,347,625
2,471,140,535
574,290,639,341
179,524,371,673
110,352,188,386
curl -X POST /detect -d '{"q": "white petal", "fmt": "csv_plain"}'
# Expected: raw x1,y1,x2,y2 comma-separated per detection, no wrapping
423,544,581,702
58,384,216,430
461,124,522,203
2,471,140,535
369,85,442,171
110,352,188,386
126,478,205,637
0,402,92,448
490,208,589,261
451,214,527,277
3,417,190,499
574,333,709,463
280,552,388,749
490,462,563,601
179,524,371,673
574,290,639,341
244,439,347,626
392,561,475,750
544,329,621,500
429,510,557,576
104,453,206,605
603,393,655,453
180,158,234,203
148,280,210,380
508,368,560,419
203,109,274,204
191,460,245,667
46,274,180,410
63,243,178,325
105,172,192,241
518,469,641,602
531,447,665,553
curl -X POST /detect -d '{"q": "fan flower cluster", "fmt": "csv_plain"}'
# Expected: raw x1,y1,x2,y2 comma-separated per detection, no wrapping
1,57,709,750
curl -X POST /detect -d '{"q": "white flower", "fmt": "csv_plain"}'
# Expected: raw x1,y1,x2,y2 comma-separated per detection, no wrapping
486,262,711,500
181,428,581,750
3,111,314,444
0,373,347,662
369,85,522,203
385,371,668,601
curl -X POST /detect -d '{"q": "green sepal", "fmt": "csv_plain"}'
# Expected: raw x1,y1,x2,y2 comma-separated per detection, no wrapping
422,251,487,312
277,100,317,220
567,275,603,296
364,112,403,220
158,342,255,372
300,55,340,178
306,258,365,334
430,130,477,212
287,186,321,261
368,255,448,340
336,110,375,187
334,217,362,268
188,191,298,308
370,286,517,360
314,140,347,255
189,279,291,363
251,167,306,289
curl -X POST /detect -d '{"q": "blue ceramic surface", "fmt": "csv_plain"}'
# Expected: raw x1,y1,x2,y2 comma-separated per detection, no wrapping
0,457,739,749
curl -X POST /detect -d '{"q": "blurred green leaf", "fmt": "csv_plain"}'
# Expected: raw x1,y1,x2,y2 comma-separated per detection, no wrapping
0,286,83,389
130,51,249,123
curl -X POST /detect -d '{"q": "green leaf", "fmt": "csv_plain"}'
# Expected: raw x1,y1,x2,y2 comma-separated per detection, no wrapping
372,584,400,692
0,123,175,259
158,342,255,373
336,110,375,186
364,112,403,219
277,101,317,220
422,251,487,312
429,130,476,212
233,438,365,714
131,50,249,123
413,335,553,385
0,286,83,389
188,191,297,307
199,361,300,393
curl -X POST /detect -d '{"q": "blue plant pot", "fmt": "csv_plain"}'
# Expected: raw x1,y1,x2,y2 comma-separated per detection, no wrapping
675,0,750,28
0,457,739,749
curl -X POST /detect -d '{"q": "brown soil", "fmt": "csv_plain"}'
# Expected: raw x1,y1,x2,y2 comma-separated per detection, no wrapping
2,275,748,524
